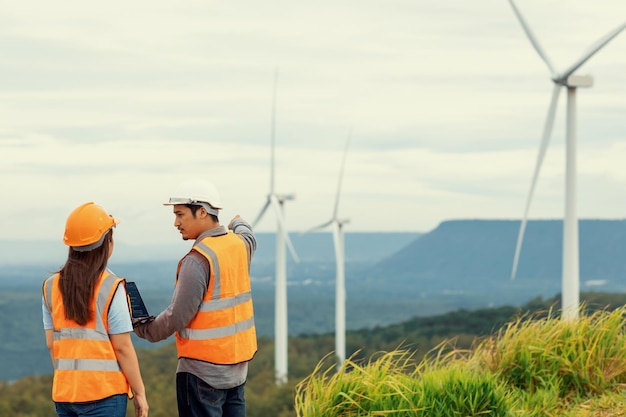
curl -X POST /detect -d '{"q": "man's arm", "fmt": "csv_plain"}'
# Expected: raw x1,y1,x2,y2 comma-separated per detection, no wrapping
229,215,257,261
134,254,208,342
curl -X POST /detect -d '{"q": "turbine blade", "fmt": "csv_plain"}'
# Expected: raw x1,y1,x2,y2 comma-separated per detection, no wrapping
252,199,271,228
557,22,626,81
332,127,353,219
511,84,561,280
269,195,300,263
301,219,333,235
508,0,556,75
269,67,279,194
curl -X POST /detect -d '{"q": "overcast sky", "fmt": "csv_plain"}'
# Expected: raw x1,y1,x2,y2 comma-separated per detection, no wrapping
1,0,625,248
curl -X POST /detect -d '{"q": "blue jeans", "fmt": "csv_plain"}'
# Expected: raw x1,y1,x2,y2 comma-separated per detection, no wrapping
54,394,127,417
177,372,246,417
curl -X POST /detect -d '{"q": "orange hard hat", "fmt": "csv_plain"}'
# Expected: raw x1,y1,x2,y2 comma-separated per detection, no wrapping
63,202,119,251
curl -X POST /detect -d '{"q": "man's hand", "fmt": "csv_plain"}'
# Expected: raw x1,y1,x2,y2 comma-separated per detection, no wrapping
228,215,242,230
132,316,155,328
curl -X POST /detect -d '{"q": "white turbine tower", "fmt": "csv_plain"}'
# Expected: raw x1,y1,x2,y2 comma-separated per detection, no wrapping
508,0,625,321
253,68,299,384
303,129,352,369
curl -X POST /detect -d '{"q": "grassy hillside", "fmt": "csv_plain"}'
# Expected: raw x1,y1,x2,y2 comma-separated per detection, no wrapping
296,305,626,416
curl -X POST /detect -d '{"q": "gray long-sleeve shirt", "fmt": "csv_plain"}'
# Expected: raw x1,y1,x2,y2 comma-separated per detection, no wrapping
134,219,256,389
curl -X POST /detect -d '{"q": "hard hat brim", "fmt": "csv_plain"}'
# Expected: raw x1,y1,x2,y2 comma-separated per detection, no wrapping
163,198,223,210
71,217,118,252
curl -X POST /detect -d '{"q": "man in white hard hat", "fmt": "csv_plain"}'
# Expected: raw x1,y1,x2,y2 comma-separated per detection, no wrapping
134,179,257,417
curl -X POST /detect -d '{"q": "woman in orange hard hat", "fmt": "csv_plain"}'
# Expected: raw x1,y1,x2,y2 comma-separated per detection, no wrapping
42,202,149,417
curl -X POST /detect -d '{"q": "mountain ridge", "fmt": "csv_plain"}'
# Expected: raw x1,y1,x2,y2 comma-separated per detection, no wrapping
368,219,626,296
0,231,421,267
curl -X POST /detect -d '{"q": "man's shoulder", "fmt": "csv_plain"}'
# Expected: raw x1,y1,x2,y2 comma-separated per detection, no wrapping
183,249,210,268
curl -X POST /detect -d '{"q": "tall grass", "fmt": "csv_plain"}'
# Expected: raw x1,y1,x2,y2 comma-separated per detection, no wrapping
474,307,626,397
295,348,513,416
295,306,626,417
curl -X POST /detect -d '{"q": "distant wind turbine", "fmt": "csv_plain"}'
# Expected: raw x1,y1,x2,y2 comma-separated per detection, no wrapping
252,68,300,384
508,0,625,321
303,128,352,369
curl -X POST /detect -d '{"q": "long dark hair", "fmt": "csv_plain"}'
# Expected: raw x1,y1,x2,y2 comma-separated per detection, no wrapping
57,229,112,325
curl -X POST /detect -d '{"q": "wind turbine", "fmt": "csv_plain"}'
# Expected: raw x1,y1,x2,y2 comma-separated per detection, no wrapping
303,128,352,369
253,68,300,384
508,0,625,321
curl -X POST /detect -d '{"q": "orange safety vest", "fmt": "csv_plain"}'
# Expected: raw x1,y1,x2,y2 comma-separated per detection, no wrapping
43,271,131,403
176,233,258,364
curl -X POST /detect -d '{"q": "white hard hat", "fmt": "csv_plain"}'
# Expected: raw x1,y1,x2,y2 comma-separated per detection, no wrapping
164,179,223,213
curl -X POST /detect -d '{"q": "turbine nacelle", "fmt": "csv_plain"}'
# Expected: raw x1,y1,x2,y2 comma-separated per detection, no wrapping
552,74,594,88
337,218,350,227
273,193,295,203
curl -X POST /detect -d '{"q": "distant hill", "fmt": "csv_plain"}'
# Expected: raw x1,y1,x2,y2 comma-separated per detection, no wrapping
253,231,421,263
0,232,421,267
368,219,626,300
7,220,626,299
0,232,422,290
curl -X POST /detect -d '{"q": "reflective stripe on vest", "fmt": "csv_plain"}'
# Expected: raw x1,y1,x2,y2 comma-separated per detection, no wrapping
178,315,255,340
55,358,122,372
178,289,254,339
44,270,131,402
199,291,252,312
176,234,257,364
53,327,111,342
